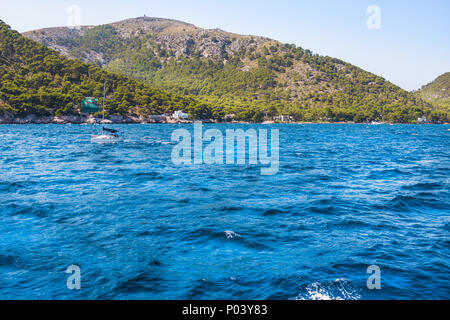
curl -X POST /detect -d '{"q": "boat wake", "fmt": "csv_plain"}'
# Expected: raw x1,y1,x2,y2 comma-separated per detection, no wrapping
91,134,121,144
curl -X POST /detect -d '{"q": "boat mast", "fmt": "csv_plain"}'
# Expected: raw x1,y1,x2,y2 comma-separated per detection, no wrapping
102,81,107,134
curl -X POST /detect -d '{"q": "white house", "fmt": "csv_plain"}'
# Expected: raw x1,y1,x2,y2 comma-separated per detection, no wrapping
173,110,189,120
417,117,427,124
274,115,293,122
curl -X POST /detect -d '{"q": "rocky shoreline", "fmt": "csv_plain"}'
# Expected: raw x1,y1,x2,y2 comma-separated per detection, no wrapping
1,114,447,125
0,113,195,124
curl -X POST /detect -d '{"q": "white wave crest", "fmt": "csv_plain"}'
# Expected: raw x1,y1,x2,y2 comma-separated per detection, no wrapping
224,230,241,239
295,279,361,300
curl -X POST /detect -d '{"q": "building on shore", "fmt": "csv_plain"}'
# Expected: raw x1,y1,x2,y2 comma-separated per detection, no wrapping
274,115,294,122
417,117,428,124
173,110,189,120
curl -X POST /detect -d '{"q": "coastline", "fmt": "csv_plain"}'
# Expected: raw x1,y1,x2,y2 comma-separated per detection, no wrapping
0,114,448,125
0,114,191,125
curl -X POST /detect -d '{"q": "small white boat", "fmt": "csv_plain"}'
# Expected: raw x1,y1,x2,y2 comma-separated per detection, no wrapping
91,125,120,143
87,81,121,143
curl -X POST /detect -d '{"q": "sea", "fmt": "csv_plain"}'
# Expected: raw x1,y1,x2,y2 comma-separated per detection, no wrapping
0,124,448,300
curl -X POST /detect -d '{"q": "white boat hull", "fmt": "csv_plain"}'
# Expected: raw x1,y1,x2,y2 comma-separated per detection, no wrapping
91,134,120,143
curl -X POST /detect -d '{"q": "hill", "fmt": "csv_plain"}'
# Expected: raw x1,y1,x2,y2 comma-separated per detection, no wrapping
0,20,205,123
15,17,450,122
417,72,450,112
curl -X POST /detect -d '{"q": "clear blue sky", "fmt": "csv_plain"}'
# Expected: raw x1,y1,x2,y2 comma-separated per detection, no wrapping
1,0,449,91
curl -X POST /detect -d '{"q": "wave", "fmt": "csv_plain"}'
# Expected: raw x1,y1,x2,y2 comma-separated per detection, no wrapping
113,273,165,294
326,219,372,229
263,209,287,216
131,171,163,182
1,124,448,299
3,203,49,218
367,168,413,179
139,137,176,146
308,198,343,215
294,279,361,300
376,194,446,212
0,180,37,192
181,228,269,250
224,230,241,239
401,182,444,191
0,254,18,267
216,206,243,212
186,279,223,300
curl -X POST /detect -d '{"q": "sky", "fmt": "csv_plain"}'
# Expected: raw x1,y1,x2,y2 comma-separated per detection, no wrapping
0,0,449,91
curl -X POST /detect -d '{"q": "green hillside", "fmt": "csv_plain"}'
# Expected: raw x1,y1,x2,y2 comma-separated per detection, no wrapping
0,17,449,123
0,20,203,119
22,17,449,123
417,72,450,112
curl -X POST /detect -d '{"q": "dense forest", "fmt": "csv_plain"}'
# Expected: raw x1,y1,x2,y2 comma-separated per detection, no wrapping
3,17,449,123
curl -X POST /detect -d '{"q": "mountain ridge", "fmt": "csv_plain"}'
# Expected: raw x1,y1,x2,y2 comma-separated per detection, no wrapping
13,17,450,122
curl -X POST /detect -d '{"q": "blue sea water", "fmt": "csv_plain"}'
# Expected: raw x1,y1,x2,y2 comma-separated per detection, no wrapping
0,124,449,300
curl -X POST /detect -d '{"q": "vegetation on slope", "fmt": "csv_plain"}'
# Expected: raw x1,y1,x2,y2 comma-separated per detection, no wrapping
14,17,450,122
417,72,450,112
0,21,206,119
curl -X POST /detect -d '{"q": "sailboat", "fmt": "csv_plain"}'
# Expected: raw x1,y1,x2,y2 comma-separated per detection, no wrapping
90,81,120,142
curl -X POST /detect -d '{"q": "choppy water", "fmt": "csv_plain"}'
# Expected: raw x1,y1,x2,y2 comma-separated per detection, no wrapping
0,124,449,300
